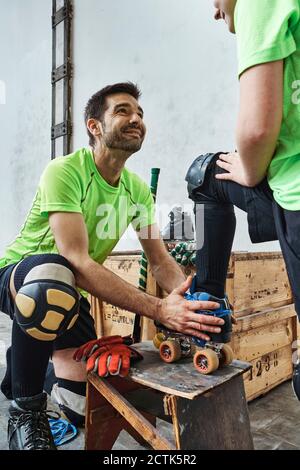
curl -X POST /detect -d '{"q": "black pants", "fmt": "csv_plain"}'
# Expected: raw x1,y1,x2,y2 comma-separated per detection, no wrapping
193,157,300,319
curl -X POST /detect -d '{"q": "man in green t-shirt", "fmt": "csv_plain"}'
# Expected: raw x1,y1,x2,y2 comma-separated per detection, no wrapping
186,0,300,405
0,82,223,450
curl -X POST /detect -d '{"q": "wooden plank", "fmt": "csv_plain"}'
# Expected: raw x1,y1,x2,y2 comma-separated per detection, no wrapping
141,265,161,341
85,379,158,450
90,254,141,337
97,303,135,337
129,342,250,400
104,255,141,285
88,373,174,450
175,375,254,450
233,251,283,262
230,306,296,401
226,254,235,307
231,252,292,316
243,344,293,401
111,250,142,256
164,395,181,450
89,295,104,337
230,317,294,362
232,304,296,334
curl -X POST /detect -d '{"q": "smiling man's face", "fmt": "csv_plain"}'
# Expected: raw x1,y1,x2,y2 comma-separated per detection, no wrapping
101,93,146,153
213,0,237,33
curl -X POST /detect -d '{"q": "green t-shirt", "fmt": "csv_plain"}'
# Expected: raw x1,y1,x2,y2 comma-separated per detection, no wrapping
235,0,300,210
0,147,155,273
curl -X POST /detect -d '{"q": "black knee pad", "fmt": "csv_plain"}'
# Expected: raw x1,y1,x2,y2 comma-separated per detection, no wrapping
185,152,224,201
14,263,80,341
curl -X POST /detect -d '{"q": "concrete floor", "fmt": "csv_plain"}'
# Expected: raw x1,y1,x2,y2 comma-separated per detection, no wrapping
1,313,300,451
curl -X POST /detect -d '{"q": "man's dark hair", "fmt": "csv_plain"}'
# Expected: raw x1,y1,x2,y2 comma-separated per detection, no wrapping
84,82,141,147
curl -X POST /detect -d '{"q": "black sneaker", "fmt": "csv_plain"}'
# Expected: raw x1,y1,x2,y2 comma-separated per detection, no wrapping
292,362,300,401
8,392,57,450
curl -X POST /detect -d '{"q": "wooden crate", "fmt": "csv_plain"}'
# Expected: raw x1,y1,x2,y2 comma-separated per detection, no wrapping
229,304,297,401
91,251,293,338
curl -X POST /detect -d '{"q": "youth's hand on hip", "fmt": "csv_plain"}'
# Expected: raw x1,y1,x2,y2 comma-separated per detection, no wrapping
215,152,251,187
156,276,224,341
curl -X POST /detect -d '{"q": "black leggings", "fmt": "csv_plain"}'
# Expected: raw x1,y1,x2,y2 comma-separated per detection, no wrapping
192,156,300,322
192,158,275,298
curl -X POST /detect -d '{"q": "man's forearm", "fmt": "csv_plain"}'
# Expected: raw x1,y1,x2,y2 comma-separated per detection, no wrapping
236,127,278,186
72,257,161,320
151,254,186,294
236,61,283,187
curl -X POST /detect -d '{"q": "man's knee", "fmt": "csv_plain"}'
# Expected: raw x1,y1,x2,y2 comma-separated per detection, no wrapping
52,348,87,381
13,254,80,341
185,152,221,202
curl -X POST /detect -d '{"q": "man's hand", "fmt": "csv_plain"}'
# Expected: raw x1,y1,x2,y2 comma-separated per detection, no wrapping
215,152,255,187
156,276,225,341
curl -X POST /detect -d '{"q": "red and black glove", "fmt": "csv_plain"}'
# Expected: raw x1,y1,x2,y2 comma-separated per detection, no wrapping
73,335,143,378
87,343,143,377
73,335,127,362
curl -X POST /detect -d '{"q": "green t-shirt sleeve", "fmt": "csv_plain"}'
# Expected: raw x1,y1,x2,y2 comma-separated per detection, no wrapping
39,161,83,218
131,184,156,232
235,0,300,76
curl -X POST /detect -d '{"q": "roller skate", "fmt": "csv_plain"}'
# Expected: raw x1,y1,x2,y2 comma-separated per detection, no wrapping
153,284,233,375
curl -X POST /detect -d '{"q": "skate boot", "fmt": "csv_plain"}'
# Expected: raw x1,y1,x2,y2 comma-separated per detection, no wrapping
153,284,233,375
185,288,233,374
8,392,57,450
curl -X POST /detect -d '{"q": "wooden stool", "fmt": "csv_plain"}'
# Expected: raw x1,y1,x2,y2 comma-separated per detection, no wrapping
85,342,254,450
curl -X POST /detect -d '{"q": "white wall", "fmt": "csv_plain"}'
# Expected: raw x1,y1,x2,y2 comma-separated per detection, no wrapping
72,0,280,252
0,0,52,254
0,0,280,256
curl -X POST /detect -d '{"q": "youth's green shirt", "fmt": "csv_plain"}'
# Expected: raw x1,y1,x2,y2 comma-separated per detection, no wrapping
234,0,300,210
0,147,155,274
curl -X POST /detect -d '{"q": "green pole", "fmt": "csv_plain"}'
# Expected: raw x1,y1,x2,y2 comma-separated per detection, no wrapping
133,168,160,342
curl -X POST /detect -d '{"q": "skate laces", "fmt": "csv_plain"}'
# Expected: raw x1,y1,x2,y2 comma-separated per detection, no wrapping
49,417,78,446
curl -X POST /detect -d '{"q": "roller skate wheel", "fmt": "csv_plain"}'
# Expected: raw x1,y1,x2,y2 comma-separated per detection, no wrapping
159,340,181,363
219,344,234,367
153,332,165,349
193,349,219,374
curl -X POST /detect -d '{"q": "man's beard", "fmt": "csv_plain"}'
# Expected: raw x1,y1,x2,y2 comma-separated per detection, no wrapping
103,126,143,152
